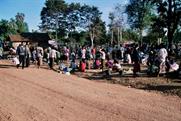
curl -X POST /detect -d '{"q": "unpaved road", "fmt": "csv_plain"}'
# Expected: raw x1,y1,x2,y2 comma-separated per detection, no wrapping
0,60,181,121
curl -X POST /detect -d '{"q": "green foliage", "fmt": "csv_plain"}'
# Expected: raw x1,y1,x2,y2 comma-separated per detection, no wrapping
40,0,67,36
15,13,29,33
173,28,181,43
0,19,11,40
152,0,181,48
108,4,130,45
40,0,107,47
122,29,139,42
0,12,29,41
126,0,154,41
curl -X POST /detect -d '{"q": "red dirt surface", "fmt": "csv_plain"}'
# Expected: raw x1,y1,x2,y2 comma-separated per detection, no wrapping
0,60,181,121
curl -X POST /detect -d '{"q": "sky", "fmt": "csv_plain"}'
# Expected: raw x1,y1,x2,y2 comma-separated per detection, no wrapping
0,0,128,32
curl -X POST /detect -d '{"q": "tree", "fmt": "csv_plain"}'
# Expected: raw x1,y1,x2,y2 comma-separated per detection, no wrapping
152,0,181,49
15,13,29,33
40,0,106,46
108,4,127,45
126,0,154,44
40,0,68,38
66,3,81,33
123,29,139,42
79,5,105,48
0,20,11,40
173,28,181,43
108,12,115,45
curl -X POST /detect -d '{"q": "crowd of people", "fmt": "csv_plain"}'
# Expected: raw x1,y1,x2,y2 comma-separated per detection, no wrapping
10,42,181,78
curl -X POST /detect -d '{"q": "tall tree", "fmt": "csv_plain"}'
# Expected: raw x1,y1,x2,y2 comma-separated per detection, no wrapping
153,0,181,49
40,0,106,46
80,5,104,48
15,12,29,33
0,20,11,40
108,4,127,45
66,3,81,31
40,0,67,38
9,18,18,34
126,0,154,44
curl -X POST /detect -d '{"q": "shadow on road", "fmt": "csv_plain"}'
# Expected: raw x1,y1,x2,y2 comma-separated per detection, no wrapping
0,64,16,69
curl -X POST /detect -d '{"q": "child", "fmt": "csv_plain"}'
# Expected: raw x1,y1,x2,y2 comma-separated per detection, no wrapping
95,58,101,69
12,56,20,68
70,59,77,73
80,59,86,72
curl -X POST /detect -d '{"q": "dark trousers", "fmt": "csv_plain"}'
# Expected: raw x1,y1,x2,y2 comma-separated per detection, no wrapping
49,57,54,69
26,55,30,67
101,59,105,71
17,55,25,69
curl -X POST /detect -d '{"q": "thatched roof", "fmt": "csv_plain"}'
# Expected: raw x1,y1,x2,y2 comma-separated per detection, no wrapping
9,34,27,42
8,33,50,43
8,33,51,48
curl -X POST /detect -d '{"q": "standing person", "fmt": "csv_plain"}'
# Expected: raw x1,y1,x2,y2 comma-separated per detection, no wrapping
100,49,106,72
120,44,125,61
49,47,56,69
65,47,70,62
132,44,141,77
16,42,26,69
32,47,37,64
36,46,44,68
91,46,96,60
25,43,31,67
80,59,86,72
81,46,86,60
86,47,91,69
158,43,168,75
125,50,132,64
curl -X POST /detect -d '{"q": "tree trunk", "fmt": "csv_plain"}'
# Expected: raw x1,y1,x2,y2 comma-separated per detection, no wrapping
167,30,174,50
111,29,114,46
139,29,143,46
90,31,94,49
91,38,94,49
117,27,120,46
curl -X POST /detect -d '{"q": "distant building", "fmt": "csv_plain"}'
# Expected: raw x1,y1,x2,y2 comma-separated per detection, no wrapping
7,33,51,49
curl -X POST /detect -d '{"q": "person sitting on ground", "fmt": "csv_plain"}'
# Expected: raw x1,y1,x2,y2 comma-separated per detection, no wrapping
94,58,101,69
106,57,113,69
59,61,66,71
105,57,113,76
147,50,159,76
70,59,77,73
168,59,179,72
112,59,123,75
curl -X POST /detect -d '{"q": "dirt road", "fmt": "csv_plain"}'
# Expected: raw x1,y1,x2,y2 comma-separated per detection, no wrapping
0,60,181,121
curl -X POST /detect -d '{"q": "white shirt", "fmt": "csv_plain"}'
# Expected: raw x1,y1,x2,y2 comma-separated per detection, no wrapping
101,51,106,60
50,49,56,58
82,49,86,59
158,48,168,62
